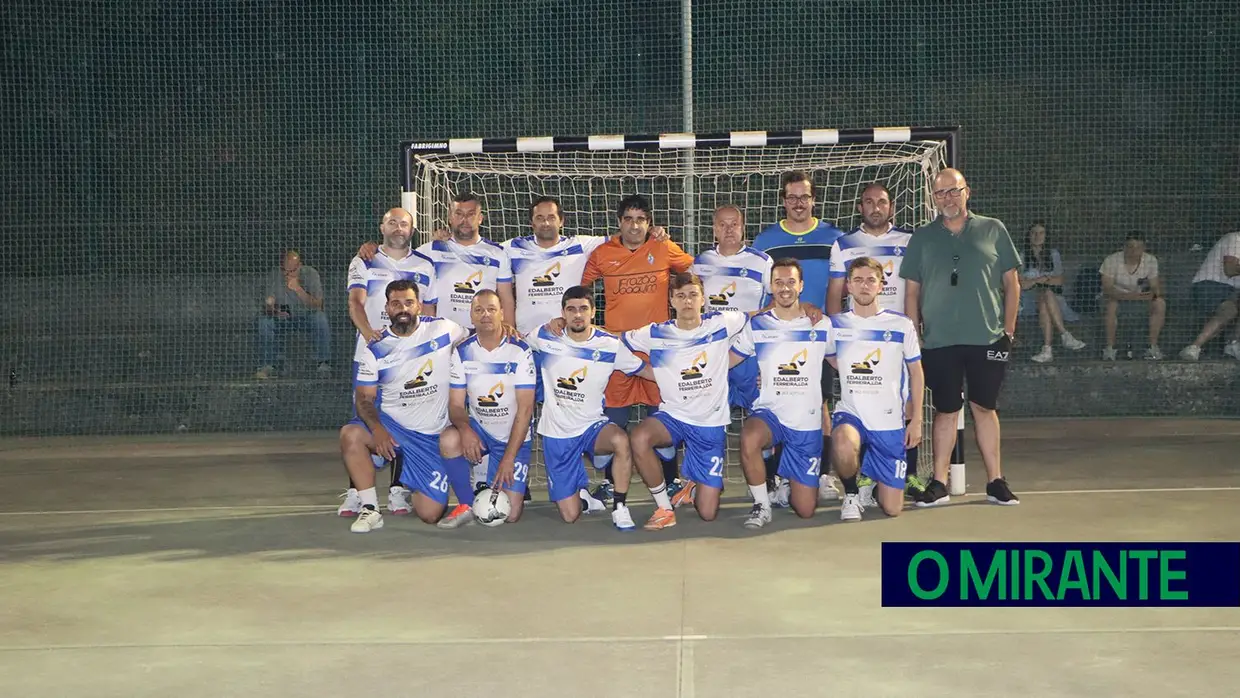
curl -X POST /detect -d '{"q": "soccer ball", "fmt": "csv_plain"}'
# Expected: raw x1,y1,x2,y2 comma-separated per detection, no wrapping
472,488,511,527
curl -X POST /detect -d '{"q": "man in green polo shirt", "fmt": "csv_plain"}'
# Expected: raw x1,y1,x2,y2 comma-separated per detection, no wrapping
900,168,1021,507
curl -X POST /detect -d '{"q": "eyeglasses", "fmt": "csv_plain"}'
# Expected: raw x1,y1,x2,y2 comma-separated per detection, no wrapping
783,194,813,204
951,255,960,286
933,187,967,200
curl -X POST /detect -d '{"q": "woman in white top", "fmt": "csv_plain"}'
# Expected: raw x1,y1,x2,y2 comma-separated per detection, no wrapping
1020,222,1086,363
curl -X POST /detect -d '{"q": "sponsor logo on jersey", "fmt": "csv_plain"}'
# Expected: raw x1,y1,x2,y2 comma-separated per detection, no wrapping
476,381,505,407
453,270,484,294
556,366,586,391
708,281,736,306
532,262,561,287
680,351,708,379
405,359,434,389
616,274,658,295
850,349,881,375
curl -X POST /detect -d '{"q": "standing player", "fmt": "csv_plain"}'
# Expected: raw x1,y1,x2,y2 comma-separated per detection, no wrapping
581,195,695,502
339,208,438,518
446,290,537,528
416,192,516,331
339,280,473,533
753,172,846,501
828,258,925,521
526,286,669,530
625,272,750,529
690,204,772,412
826,182,924,500
732,258,831,528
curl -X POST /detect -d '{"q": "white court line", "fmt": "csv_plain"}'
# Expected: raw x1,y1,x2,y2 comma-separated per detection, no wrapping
1,626,1238,653
0,485,1238,517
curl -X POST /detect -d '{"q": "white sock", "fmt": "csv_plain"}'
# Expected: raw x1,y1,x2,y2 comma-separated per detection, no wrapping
359,487,379,509
749,484,770,508
649,483,672,510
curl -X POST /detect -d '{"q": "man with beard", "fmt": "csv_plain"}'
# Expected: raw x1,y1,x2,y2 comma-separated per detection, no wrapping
732,258,831,528
445,290,537,528
827,183,925,501
827,257,924,521
416,192,516,331
900,168,1021,507
340,280,473,533
338,208,437,518
525,286,664,531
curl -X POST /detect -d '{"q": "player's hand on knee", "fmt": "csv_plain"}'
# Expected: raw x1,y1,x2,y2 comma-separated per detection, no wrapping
372,427,398,461
492,458,515,490
461,427,484,464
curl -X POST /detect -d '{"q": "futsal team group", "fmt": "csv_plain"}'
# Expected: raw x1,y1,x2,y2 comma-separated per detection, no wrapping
334,167,1023,534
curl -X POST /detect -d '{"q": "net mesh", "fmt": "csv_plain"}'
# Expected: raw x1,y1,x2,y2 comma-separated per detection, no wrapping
2,0,1239,438
409,142,948,483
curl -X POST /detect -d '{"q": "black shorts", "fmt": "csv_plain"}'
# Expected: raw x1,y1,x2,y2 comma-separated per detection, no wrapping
921,337,1010,413
820,358,836,403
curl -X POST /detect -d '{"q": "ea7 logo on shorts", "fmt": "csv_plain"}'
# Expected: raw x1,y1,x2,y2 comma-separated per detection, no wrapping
987,350,1010,362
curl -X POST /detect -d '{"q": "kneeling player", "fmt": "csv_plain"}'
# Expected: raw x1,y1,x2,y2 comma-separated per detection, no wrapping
733,259,831,527
626,273,749,528
826,258,924,520
529,286,671,529
448,290,536,525
338,280,474,533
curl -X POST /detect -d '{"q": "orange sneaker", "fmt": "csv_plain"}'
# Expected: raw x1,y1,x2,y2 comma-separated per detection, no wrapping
670,480,696,508
643,507,677,530
436,503,475,529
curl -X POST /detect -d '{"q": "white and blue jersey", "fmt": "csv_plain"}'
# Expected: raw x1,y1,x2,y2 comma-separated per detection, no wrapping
826,310,921,489
828,226,914,313
347,250,437,331
692,245,772,410
526,327,646,502
731,311,831,488
353,317,470,502
504,235,608,336
753,218,845,311
449,335,536,494
624,311,748,490
416,238,512,330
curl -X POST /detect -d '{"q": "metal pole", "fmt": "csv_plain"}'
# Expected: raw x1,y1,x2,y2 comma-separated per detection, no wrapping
680,0,697,247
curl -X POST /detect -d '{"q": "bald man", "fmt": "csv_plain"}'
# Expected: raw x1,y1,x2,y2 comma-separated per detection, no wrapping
338,208,439,518
899,169,1022,508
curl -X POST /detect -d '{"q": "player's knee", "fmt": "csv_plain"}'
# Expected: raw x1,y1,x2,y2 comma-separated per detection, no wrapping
882,502,902,518
793,501,816,519
339,424,367,450
560,509,581,524
968,401,995,416
417,505,444,525
696,505,718,522
629,425,652,450
1151,297,1167,314
438,427,461,457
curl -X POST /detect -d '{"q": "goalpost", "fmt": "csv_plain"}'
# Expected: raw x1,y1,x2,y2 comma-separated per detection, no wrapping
399,127,962,488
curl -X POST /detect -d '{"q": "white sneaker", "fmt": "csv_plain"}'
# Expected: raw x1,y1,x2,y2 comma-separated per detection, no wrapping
1179,345,1200,361
1061,332,1086,351
840,493,864,522
1103,347,1118,361
437,503,474,529
1226,341,1240,360
1031,345,1053,363
859,482,878,509
1144,346,1163,360
350,507,384,533
818,474,841,502
743,503,772,529
579,488,606,514
769,478,791,508
387,486,412,515
611,505,636,531
336,488,362,517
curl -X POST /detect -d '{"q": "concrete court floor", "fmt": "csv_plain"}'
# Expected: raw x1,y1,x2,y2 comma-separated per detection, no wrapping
1,418,1238,698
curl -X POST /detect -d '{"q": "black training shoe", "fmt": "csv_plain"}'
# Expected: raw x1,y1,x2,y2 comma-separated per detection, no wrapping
914,479,951,507
985,478,1020,506
473,481,489,496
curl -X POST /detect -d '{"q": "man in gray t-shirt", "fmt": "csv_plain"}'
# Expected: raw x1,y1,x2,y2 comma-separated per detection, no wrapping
900,168,1021,507
256,249,331,378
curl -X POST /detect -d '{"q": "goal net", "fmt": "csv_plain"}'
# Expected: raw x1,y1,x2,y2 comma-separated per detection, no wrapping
401,129,954,485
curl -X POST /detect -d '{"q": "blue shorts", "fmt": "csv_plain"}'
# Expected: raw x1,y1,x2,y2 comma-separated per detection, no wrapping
750,409,822,487
345,417,393,470
831,412,908,490
650,412,727,490
366,415,450,504
532,351,545,403
727,355,759,411
472,418,531,495
542,419,610,503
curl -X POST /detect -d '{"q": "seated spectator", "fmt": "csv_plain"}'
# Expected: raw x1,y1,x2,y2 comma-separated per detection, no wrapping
256,249,331,378
1020,222,1086,363
1099,231,1165,360
1179,231,1240,360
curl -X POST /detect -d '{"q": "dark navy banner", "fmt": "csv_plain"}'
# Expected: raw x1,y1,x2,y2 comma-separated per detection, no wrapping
881,542,1240,607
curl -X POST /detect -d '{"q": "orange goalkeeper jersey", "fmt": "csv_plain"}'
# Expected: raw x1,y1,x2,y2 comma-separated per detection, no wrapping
583,236,695,408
